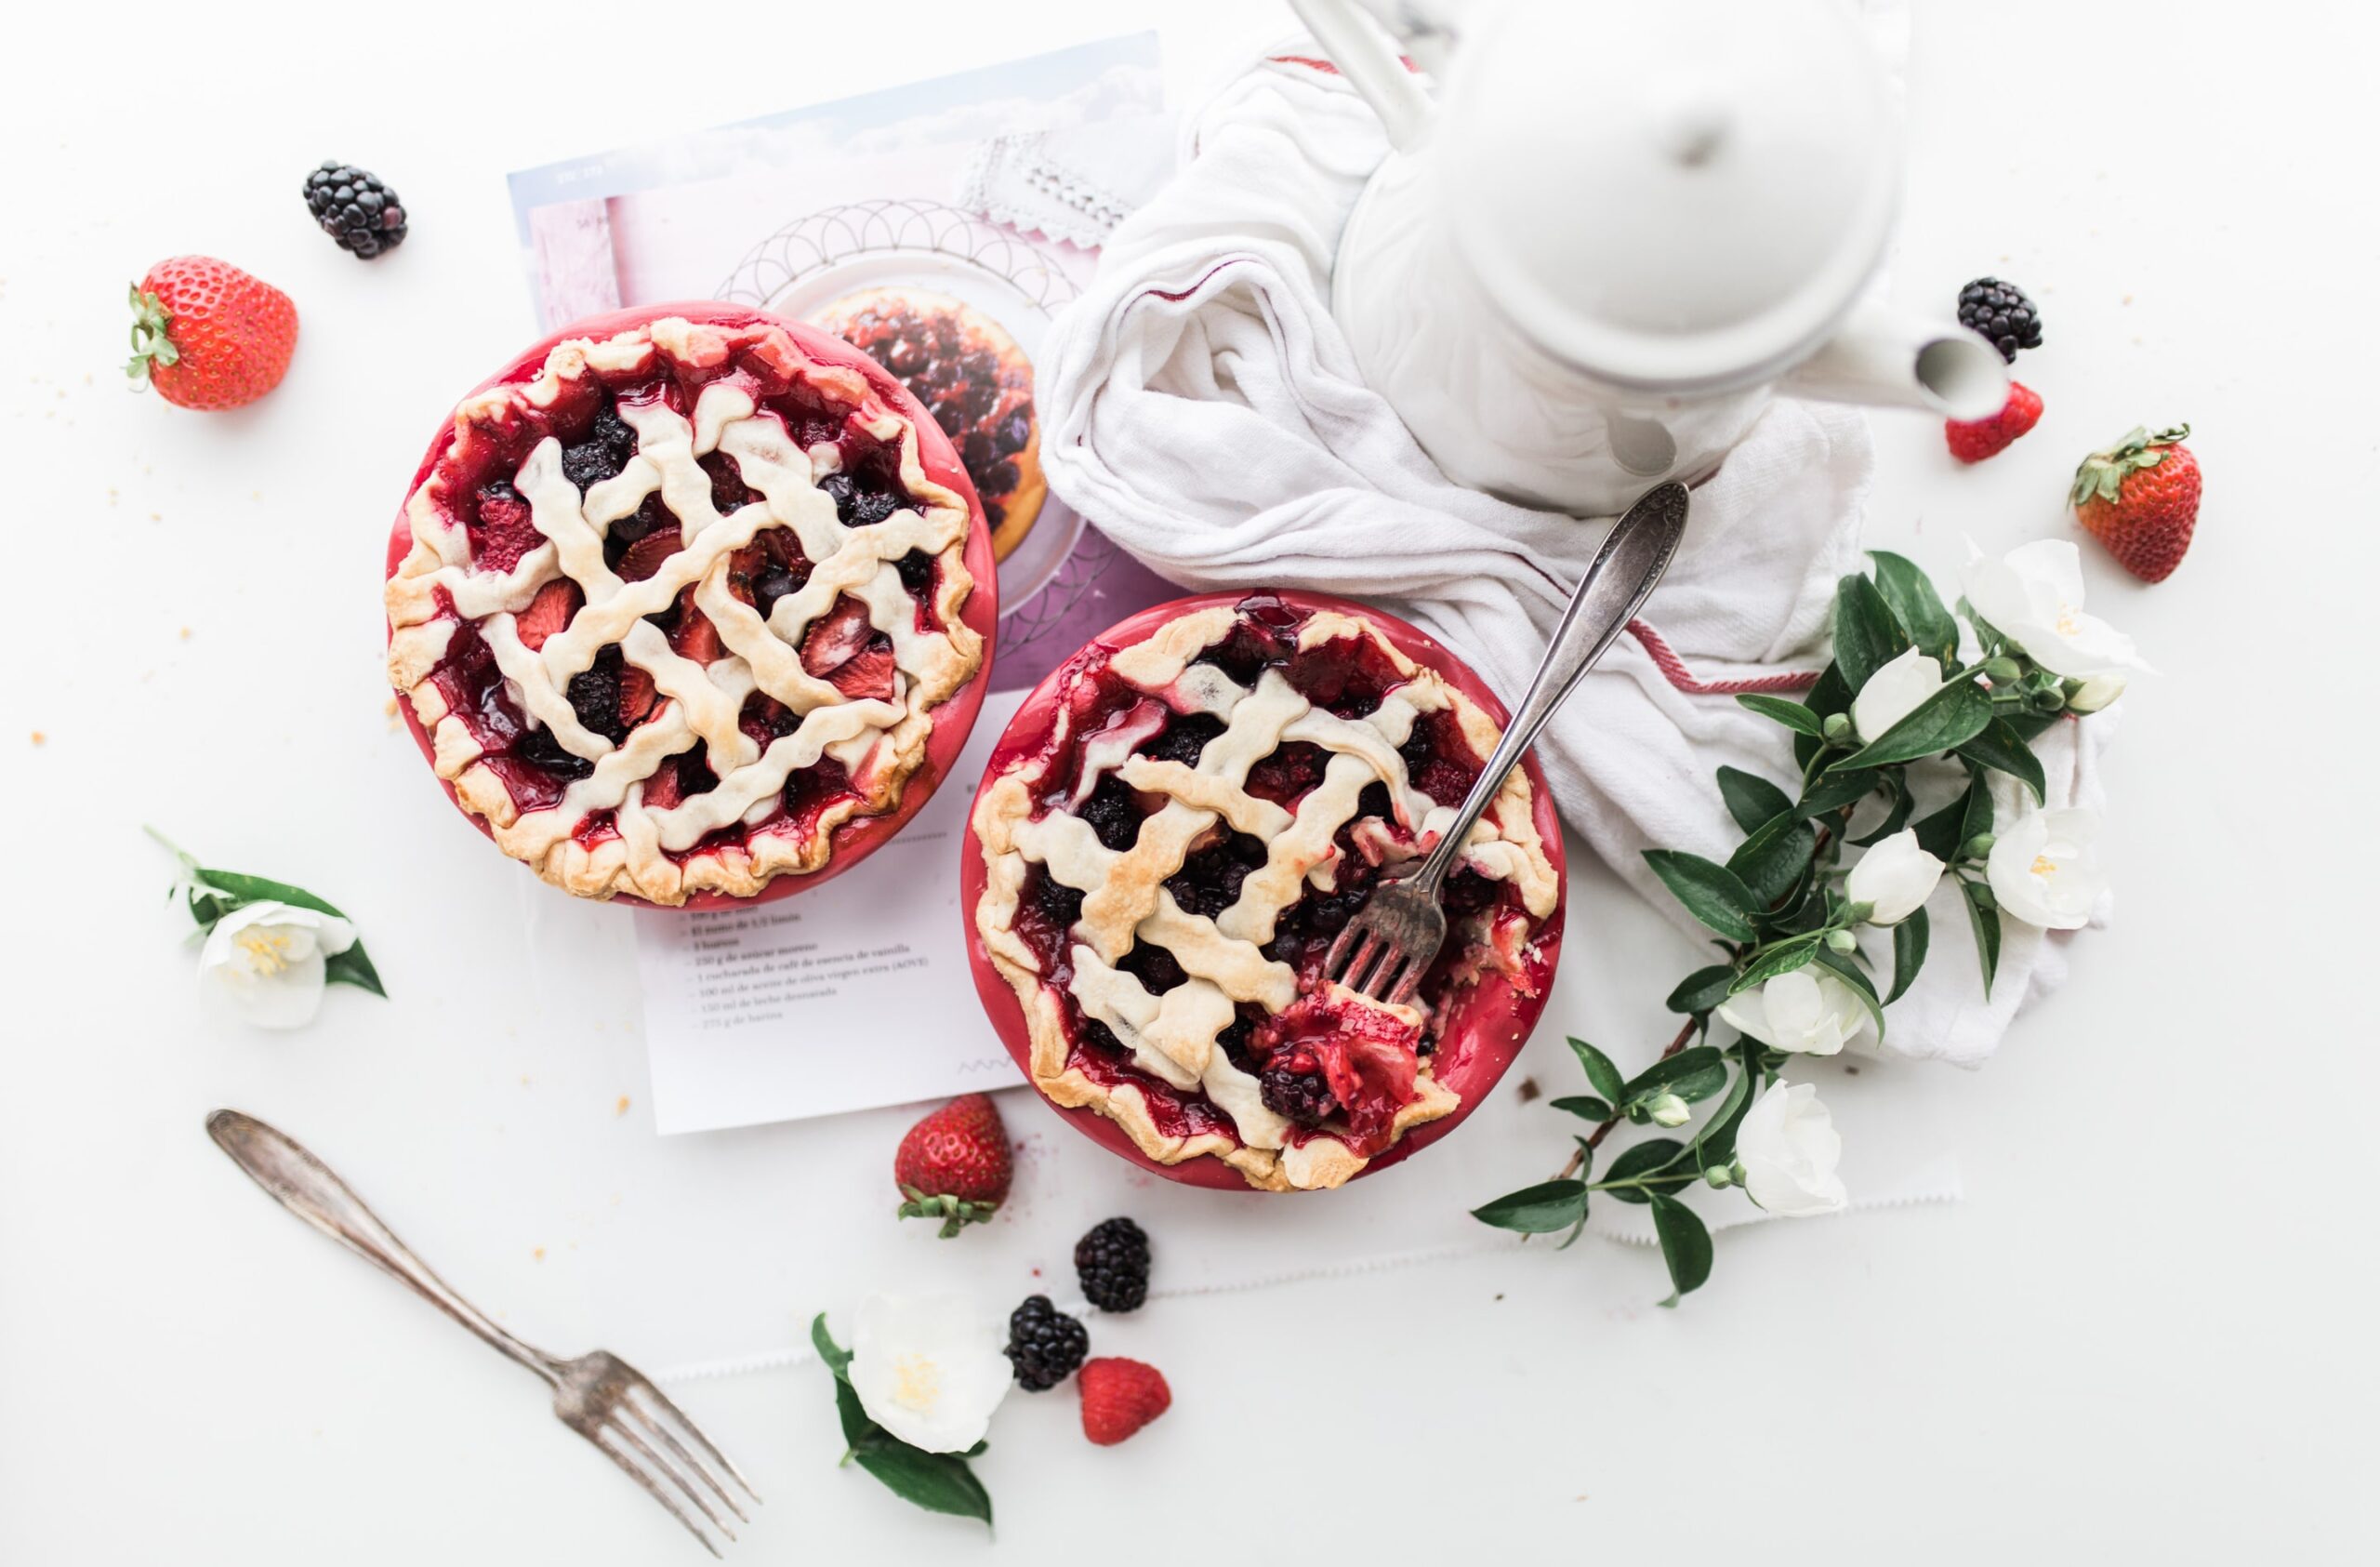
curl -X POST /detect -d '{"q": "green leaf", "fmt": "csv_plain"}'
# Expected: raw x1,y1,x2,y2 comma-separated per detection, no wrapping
1726,813,1817,908
1962,880,2003,997
1886,907,1930,1005
1832,574,1911,691
1686,1056,1755,1166
1471,1179,1589,1233
1735,694,1825,737
1869,551,1960,664
850,1443,995,1526
1597,1138,1694,1203
1549,1095,1614,1122
833,1374,877,1451
810,1313,854,1378
1848,771,1914,848
1829,677,1992,773
1797,767,1882,819
1728,934,1821,993
1957,719,2047,804
1915,770,1990,862
1622,1045,1729,1108
1641,851,1760,944
323,946,389,999
1665,963,1738,1016
1649,1193,1714,1301
1568,1038,1628,1104
1716,767,1795,833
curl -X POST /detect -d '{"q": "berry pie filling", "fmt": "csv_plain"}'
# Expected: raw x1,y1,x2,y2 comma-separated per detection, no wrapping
973,597,1560,1191
386,315,984,903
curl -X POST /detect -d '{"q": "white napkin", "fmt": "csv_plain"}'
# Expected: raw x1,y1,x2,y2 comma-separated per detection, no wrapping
1035,46,2110,1069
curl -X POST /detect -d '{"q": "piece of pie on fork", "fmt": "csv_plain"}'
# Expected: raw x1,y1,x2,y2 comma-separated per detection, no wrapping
967,591,1565,1192
384,305,995,906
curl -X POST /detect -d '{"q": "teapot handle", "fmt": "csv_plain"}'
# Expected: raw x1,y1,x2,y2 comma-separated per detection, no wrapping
1286,0,1438,153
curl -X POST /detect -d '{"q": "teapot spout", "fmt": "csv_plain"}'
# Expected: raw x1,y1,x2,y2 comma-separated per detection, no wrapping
1782,304,2008,420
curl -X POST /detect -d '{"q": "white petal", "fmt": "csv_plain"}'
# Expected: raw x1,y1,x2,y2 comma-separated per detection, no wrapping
1714,988,1775,1047
2004,538,2088,607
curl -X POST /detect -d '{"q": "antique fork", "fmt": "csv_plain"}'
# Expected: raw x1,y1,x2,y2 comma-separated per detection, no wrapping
206,1109,760,1557
1326,480,1691,1006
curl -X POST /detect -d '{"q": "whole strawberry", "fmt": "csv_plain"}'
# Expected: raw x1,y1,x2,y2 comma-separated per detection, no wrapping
892,1093,1011,1236
126,257,298,410
2071,423,2200,582
1945,381,2043,464
1078,1357,1170,1446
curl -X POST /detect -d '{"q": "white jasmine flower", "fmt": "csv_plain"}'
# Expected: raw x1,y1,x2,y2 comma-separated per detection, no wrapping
1961,539,2149,680
1735,1082,1848,1217
1987,807,2108,931
1844,830,1945,926
1851,646,1945,742
198,901,358,1030
2067,671,2127,713
1715,969,1871,1057
847,1293,1011,1454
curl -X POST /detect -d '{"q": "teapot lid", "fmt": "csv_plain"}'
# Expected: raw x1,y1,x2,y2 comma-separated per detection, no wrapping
1436,0,1901,390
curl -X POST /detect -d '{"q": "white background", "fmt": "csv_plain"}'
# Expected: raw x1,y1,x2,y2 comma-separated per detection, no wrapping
4,1,2376,1561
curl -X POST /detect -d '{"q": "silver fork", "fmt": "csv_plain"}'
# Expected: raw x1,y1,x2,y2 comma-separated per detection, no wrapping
1327,480,1691,1005
206,1109,760,1557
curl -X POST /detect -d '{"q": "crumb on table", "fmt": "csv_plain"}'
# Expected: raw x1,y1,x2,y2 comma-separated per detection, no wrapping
615,1095,632,1116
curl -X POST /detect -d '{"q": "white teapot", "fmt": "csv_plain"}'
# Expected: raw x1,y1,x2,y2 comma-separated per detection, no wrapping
1289,0,2009,515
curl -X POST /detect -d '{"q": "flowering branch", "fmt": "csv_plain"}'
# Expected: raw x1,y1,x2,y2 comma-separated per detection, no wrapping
1473,543,2141,1303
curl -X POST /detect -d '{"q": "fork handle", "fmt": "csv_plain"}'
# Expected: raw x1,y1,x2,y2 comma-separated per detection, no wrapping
207,1109,561,1387
1408,482,1690,894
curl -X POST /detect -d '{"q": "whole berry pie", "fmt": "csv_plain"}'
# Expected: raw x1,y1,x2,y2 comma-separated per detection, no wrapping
812,287,1044,563
970,594,1562,1191
384,308,990,905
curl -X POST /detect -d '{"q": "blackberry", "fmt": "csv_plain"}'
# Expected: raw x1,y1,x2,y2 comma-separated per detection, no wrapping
1028,869,1084,929
1003,1295,1089,1390
1260,1058,1337,1126
754,565,800,618
513,725,591,780
893,550,935,596
847,486,903,526
564,400,640,494
302,161,408,259
565,649,628,744
1955,277,2043,362
1078,776,1143,852
1145,713,1224,767
1074,1217,1152,1314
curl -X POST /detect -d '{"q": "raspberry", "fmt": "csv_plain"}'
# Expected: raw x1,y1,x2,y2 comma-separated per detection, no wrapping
1078,1358,1171,1446
1074,1217,1152,1313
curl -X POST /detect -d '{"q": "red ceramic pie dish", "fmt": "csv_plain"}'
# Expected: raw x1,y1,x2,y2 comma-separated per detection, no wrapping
385,301,999,910
959,590,1567,1190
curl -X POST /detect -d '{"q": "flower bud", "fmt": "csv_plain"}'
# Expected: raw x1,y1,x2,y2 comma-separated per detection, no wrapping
1967,882,1996,910
1704,1163,1735,1189
2030,686,2067,713
1983,656,2024,685
2066,671,2127,713
1646,1093,1691,1128
1826,928,1858,954
1822,711,1853,742
1963,832,1995,858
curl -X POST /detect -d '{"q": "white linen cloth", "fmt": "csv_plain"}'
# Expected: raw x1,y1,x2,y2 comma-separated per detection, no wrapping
1036,47,2111,1069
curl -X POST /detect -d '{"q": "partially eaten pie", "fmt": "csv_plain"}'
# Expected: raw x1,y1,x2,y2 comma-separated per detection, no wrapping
972,595,1561,1191
385,310,986,904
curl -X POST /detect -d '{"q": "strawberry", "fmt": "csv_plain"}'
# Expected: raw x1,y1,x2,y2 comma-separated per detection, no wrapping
126,257,298,410
616,531,679,582
617,664,657,726
2071,423,2200,583
470,482,545,572
641,762,685,811
892,1093,1011,1237
514,579,579,650
801,596,877,677
827,644,898,703
1945,381,2043,464
1078,1358,1170,1446
668,591,724,664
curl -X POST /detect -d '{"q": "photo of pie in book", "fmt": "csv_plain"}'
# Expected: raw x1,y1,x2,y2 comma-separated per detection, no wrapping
812,286,1046,564
383,303,998,909
963,591,1567,1192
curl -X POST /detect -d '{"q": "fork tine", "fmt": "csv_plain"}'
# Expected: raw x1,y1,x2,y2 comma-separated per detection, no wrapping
1337,929,1378,992
611,1414,737,1542
633,1380,761,1503
1386,963,1425,1010
624,1393,749,1521
1324,922,1359,983
588,1425,724,1559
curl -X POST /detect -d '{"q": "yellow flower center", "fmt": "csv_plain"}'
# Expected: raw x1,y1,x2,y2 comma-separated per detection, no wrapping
890,1352,942,1412
2055,604,2081,636
2030,854,2058,878
235,930,297,976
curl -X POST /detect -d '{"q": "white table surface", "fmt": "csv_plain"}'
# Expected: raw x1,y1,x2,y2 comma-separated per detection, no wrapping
5,1,2376,1560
